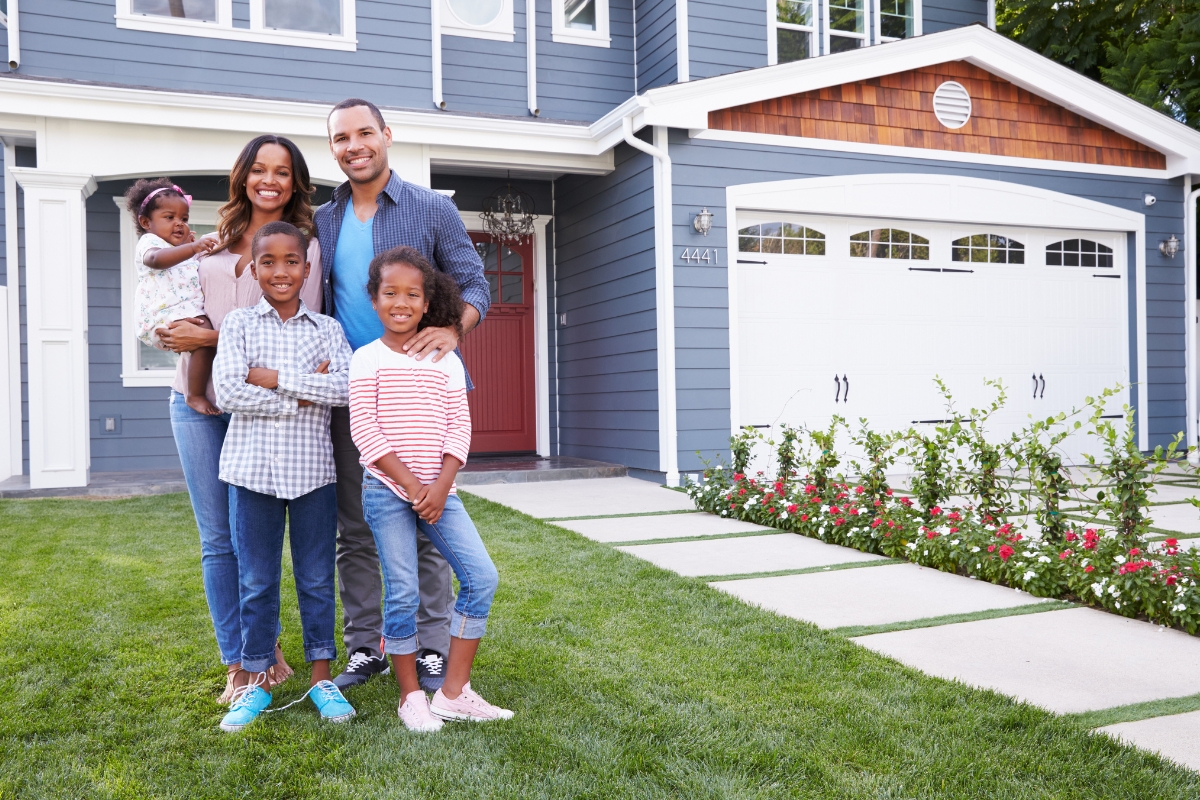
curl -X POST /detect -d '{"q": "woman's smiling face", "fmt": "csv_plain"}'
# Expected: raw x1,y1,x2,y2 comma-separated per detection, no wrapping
245,143,294,215
372,262,428,338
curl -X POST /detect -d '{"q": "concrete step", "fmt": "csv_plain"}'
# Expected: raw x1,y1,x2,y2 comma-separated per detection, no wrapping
457,455,626,486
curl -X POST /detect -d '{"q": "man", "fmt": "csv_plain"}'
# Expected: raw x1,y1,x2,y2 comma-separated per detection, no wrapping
316,98,490,690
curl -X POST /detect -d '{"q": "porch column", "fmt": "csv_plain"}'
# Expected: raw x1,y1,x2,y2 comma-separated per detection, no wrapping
10,169,96,489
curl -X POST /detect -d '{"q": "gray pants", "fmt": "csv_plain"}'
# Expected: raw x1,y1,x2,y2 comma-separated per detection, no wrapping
331,405,453,658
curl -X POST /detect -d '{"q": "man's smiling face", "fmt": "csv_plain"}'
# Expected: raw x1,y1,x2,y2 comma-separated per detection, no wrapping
328,105,392,186
250,233,310,305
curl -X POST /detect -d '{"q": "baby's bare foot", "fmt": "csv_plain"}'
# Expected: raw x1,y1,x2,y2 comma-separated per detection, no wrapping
186,395,221,416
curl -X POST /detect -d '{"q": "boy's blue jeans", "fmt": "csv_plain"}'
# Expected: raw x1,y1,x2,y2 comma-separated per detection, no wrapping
231,483,339,673
361,473,498,655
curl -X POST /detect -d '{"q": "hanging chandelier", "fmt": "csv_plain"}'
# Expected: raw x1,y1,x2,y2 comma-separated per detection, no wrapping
480,179,538,244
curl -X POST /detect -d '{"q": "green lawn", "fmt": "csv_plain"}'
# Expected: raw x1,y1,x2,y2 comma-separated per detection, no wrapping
0,493,1196,799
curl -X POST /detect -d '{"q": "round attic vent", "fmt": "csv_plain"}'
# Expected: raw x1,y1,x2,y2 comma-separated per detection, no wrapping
932,81,972,129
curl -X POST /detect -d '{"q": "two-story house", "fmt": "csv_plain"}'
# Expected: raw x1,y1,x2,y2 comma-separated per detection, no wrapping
2,0,1199,490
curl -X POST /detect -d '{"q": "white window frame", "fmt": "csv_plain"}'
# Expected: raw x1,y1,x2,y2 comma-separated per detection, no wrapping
873,0,921,44
441,0,515,41
551,0,610,46
767,0,816,65
114,0,358,51
115,197,221,388
823,0,867,54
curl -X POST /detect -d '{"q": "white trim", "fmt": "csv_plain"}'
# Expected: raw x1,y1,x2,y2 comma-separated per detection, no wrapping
766,0,777,65
823,0,867,55
114,0,359,51
440,0,516,40
527,0,539,115
987,0,995,29
1187,178,1199,461
769,0,816,65
693,128,1173,179
2,143,19,478
4,0,17,69
115,197,221,388
456,210,553,457
874,0,921,44
675,0,689,82
551,0,611,46
725,173,1150,451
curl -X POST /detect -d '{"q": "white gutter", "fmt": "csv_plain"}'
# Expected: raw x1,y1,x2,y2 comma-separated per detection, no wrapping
621,116,679,486
1186,177,1199,463
5,0,19,69
526,0,539,115
675,0,689,82
431,0,445,109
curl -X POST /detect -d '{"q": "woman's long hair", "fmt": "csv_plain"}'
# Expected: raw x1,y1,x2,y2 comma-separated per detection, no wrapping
216,135,315,252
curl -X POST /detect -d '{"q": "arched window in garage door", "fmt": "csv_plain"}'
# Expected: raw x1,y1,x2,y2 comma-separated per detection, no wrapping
738,222,826,254
849,228,929,260
1046,239,1114,268
951,234,1025,264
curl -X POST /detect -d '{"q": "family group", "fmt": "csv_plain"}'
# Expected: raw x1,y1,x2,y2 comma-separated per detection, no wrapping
132,98,508,733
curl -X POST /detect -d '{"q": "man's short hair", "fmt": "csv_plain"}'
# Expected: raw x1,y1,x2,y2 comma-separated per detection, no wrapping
252,220,308,259
328,98,386,137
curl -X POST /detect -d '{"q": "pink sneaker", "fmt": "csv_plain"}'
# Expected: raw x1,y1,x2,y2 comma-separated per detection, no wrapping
398,690,443,733
430,683,514,722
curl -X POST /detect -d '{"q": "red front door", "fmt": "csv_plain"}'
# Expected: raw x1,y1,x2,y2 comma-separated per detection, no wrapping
460,233,537,453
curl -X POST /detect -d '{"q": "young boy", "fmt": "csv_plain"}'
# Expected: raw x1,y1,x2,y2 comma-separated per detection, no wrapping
213,220,356,732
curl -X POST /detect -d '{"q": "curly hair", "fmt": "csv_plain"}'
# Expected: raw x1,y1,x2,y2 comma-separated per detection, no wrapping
124,177,186,234
215,135,315,253
367,246,464,338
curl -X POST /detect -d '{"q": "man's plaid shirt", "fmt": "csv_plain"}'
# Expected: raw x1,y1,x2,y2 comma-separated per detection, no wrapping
314,170,489,389
214,298,353,500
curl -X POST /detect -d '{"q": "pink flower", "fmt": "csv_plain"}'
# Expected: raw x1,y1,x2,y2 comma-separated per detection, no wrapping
787,504,798,513
804,484,817,495
1167,575,1178,586
855,486,865,495
1059,550,1072,560
871,518,882,528
999,545,1015,561
885,489,894,496
738,488,746,496
733,473,744,481
835,517,846,526
1085,565,1095,573
767,507,775,514
800,514,808,522
830,505,841,515
847,507,859,516
949,527,959,534
1064,531,1078,542
1166,538,1179,547
874,499,882,507
1129,548,1141,556
947,511,962,522
926,530,938,540
929,506,943,517
987,544,996,553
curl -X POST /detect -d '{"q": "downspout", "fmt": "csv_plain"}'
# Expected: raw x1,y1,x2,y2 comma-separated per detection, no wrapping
5,0,19,69
431,0,445,109
1186,177,1199,463
526,0,539,115
987,0,995,30
622,116,680,486
675,0,689,82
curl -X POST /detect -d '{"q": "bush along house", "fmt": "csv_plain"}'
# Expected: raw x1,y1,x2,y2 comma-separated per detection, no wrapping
1,0,1199,490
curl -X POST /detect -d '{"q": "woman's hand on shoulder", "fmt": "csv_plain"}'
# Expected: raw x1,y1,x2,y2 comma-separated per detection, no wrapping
158,318,219,353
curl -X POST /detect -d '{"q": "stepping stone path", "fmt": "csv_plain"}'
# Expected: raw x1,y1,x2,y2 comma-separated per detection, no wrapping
464,474,1200,772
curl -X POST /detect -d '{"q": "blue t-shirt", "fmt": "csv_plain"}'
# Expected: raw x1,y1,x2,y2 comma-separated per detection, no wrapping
332,202,385,351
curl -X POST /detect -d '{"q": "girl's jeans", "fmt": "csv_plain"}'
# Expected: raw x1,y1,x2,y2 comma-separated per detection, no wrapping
169,392,241,665
361,473,498,655
231,483,339,673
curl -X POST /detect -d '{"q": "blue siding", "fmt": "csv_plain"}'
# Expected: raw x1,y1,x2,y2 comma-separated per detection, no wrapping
553,141,660,469
537,0,637,119
636,0,678,91
667,129,1187,469
923,0,988,33
688,0,767,80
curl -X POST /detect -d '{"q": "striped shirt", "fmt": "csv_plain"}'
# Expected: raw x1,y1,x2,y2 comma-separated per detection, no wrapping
348,338,471,501
214,298,352,500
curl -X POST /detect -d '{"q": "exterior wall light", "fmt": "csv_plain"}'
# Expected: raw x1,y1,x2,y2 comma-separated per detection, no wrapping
693,207,714,236
1160,234,1181,258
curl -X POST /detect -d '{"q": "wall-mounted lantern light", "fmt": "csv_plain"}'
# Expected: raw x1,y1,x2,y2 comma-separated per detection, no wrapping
693,207,714,236
1160,234,1181,259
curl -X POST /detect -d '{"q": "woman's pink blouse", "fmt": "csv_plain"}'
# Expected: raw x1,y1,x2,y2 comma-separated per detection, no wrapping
170,238,324,404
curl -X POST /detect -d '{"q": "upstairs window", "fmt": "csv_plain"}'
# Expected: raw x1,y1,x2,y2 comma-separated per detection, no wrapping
131,0,216,22
770,0,922,60
952,234,1025,264
772,0,815,64
850,228,930,260
117,0,357,49
443,0,515,40
553,0,610,45
263,0,343,34
739,222,827,255
1047,239,1114,268
826,0,866,53
875,0,919,42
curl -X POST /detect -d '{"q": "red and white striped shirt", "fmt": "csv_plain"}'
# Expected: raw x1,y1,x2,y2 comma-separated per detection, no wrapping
348,339,471,501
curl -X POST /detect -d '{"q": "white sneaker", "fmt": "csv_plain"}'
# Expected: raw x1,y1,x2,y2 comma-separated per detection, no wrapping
430,683,514,722
398,690,444,733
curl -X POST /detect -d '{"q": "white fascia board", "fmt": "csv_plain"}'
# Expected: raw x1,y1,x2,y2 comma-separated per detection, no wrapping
428,146,613,175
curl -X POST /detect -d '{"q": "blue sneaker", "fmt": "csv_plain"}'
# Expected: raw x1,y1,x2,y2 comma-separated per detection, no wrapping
220,685,271,732
309,680,356,723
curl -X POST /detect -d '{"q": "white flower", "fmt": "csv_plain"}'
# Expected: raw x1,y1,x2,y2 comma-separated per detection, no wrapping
720,510,728,517
779,512,789,521
1108,585,1121,598
745,497,757,507
1024,570,1037,581
971,546,981,553
906,542,917,550
1037,555,1051,564
1092,583,1104,596
951,539,961,546
1174,603,1187,612
1115,601,1122,609
1115,555,1126,564
820,505,830,514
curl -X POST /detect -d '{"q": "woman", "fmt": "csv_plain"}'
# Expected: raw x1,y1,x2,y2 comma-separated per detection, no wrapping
161,134,325,703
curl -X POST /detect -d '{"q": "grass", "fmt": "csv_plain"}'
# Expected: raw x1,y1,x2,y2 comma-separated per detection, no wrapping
828,601,1078,639
1067,693,1200,729
0,494,1197,798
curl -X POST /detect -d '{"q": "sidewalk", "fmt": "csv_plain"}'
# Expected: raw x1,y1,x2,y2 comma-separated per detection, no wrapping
464,474,1200,772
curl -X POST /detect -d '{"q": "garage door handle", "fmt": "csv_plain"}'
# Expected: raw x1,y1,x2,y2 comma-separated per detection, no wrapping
1039,374,1046,398
843,374,849,402
834,375,842,403
1032,373,1038,399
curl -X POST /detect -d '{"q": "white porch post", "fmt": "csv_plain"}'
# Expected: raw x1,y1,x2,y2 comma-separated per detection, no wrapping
10,168,95,489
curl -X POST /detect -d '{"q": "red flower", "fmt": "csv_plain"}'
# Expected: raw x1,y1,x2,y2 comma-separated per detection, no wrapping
774,481,784,493
987,544,996,553
929,506,943,517
835,517,846,526
871,518,882,528
1129,548,1141,556
1085,565,1095,573
837,492,848,500
874,499,882,507
738,488,746,496
949,527,959,534
900,497,913,506
999,545,1015,561
733,473,744,482
767,507,775,514
1167,575,1178,586
800,514,808,522
947,511,962,522
1167,538,1179,547
855,486,865,495
805,484,817,495
764,492,774,502
1064,531,1078,542
1059,550,1072,560
885,489,894,496
787,504,798,513
830,505,841,515
926,530,938,540
847,507,859,516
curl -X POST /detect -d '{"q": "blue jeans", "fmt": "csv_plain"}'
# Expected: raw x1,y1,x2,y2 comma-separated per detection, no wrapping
169,392,242,665
362,473,498,655
231,483,339,673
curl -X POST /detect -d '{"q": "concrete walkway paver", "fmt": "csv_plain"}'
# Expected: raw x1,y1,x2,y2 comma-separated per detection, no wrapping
855,607,1200,713
618,533,886,577
463,477,696,519
712,563,1047,629
1100,711,1200,772
557,512,771,543
1147,503,1200,535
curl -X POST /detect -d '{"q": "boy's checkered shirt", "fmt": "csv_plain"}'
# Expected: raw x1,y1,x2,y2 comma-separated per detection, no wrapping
214,298,353,500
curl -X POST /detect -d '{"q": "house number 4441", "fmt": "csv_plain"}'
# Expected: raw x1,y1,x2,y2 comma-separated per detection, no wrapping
680,248,720,264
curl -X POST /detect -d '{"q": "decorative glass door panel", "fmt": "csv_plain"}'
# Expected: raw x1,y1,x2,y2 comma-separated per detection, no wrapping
460,233,537,453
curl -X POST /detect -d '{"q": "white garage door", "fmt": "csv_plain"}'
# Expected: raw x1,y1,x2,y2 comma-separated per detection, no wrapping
735,213,1129,464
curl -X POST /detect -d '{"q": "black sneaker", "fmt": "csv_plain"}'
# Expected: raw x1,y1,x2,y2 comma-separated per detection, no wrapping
333,647,389,689
415,649,445,692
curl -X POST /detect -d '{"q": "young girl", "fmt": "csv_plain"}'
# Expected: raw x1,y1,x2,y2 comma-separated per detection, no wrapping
349,245,511,732
125,178,219,416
